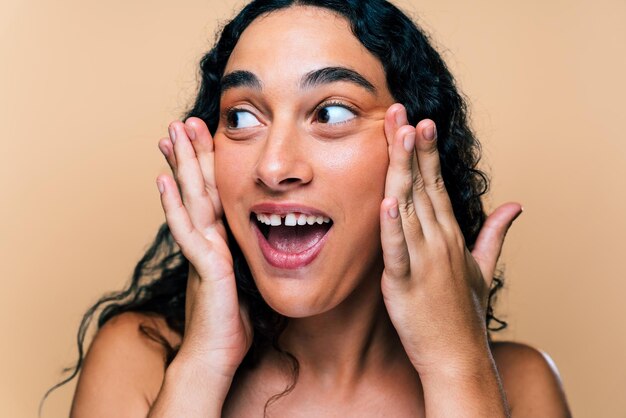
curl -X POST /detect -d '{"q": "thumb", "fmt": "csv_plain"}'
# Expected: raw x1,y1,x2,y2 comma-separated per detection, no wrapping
471,202,523,284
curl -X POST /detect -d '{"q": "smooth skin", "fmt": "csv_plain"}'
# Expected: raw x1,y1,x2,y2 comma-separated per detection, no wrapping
70,6,570,418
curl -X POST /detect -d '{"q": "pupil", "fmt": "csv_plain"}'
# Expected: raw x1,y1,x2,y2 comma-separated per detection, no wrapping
318,108,329,123
227,112,239,128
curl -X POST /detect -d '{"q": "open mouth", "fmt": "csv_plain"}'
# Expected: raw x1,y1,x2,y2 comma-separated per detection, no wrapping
252,212,333,252
250,211,334,269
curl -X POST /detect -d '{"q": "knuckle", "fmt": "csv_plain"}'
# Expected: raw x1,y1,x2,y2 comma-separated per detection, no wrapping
383,259,411,280
398,199,417,219
428,175,446,192
427,144,439,156
394,171,412,193
205,183,219,197
187,187,209,201
404,219,421,238
198,190,211,203
412,172,425,193
389,252,410,275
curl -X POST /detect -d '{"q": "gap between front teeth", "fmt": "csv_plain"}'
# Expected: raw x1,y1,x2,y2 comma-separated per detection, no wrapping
256,213,331,226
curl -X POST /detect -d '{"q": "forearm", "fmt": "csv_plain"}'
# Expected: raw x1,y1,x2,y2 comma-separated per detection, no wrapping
417,347,510,418
148,357,233,418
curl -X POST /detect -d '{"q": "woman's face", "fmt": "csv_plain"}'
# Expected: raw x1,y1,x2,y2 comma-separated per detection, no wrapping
214,6,396,318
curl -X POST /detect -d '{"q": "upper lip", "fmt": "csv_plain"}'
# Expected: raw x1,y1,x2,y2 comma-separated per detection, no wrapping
250,202,332,219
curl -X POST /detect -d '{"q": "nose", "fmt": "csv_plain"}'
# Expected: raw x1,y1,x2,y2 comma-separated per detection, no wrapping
254,121,313,192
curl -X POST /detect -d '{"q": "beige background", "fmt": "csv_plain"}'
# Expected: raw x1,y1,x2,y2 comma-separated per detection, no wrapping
1,0,624,417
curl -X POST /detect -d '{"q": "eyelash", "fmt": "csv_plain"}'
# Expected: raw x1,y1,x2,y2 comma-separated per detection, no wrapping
224,106,256,129
223,100,359,129
313,100,359,124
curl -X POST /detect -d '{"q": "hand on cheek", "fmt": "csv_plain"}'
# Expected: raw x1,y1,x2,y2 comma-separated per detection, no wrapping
156,118,252,380
379,104,523,373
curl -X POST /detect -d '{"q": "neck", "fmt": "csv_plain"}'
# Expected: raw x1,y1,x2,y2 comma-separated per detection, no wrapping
275,269,408,386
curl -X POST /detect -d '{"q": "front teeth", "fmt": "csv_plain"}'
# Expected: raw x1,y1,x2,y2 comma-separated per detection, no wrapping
284,213,297,226
256,212,331,226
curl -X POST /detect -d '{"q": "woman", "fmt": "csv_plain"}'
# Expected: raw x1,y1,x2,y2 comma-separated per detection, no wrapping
63,0,570,416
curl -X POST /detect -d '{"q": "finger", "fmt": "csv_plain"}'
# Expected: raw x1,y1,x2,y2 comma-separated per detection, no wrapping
158,175,233,291
158,137,177,174
169,121,216,232
414,120,457,229
184,117,222,219
156,174,212,271
384,124,424,243
384,103,409,149
471,202,523,284
380,197,411,282
397,120,440,231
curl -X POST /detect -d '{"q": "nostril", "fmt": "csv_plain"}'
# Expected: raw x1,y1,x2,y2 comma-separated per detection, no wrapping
255,176,304,189
280,177,301,185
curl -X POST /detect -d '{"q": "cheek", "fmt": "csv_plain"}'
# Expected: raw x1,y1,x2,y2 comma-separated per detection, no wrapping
214,138,253,228
325,135,389,204
214,138,251,194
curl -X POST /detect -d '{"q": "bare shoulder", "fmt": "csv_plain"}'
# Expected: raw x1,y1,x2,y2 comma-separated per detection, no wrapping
491,341,571,418
70,311,182,417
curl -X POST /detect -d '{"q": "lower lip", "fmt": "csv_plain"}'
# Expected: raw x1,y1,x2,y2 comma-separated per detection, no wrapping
252,222,331,270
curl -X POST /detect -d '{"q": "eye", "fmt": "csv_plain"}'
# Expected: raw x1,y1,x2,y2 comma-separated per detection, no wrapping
226,109,261,129
316,104,356,125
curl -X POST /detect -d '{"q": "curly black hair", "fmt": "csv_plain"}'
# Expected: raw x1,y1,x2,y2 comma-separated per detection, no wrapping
41,0,506,415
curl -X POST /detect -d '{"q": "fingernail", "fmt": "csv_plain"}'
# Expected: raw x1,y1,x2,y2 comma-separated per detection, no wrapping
424,123,437,141
388,203,399,219
395,108,405,126
159,139,170,156
169,126,177,144
403,132,415,152
157,180,164,194
185,123,196,141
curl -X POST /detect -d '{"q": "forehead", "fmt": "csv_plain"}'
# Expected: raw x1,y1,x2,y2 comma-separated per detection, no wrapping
224,6,387,91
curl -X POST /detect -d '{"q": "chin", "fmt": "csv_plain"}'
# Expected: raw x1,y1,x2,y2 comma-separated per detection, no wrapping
250,271,342,319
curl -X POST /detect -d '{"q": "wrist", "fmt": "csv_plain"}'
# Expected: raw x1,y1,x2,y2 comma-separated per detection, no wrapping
417,347,509,418
168,354,236,392
417,336,491,375
175,342,242,380
155,356,235,415
406,325,491,375
418,348,498,384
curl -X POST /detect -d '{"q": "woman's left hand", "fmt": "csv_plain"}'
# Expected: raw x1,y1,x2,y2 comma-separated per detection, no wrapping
380,103,522,376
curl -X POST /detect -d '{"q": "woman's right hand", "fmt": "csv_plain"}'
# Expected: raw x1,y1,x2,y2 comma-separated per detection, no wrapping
156,117,253,380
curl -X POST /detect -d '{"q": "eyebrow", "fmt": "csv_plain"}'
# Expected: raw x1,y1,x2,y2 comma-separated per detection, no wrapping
301,66,376,94
220,66,376,95
220,70,262,94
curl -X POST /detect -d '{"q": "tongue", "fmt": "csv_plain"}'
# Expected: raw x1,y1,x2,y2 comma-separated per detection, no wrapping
266,224,329,253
